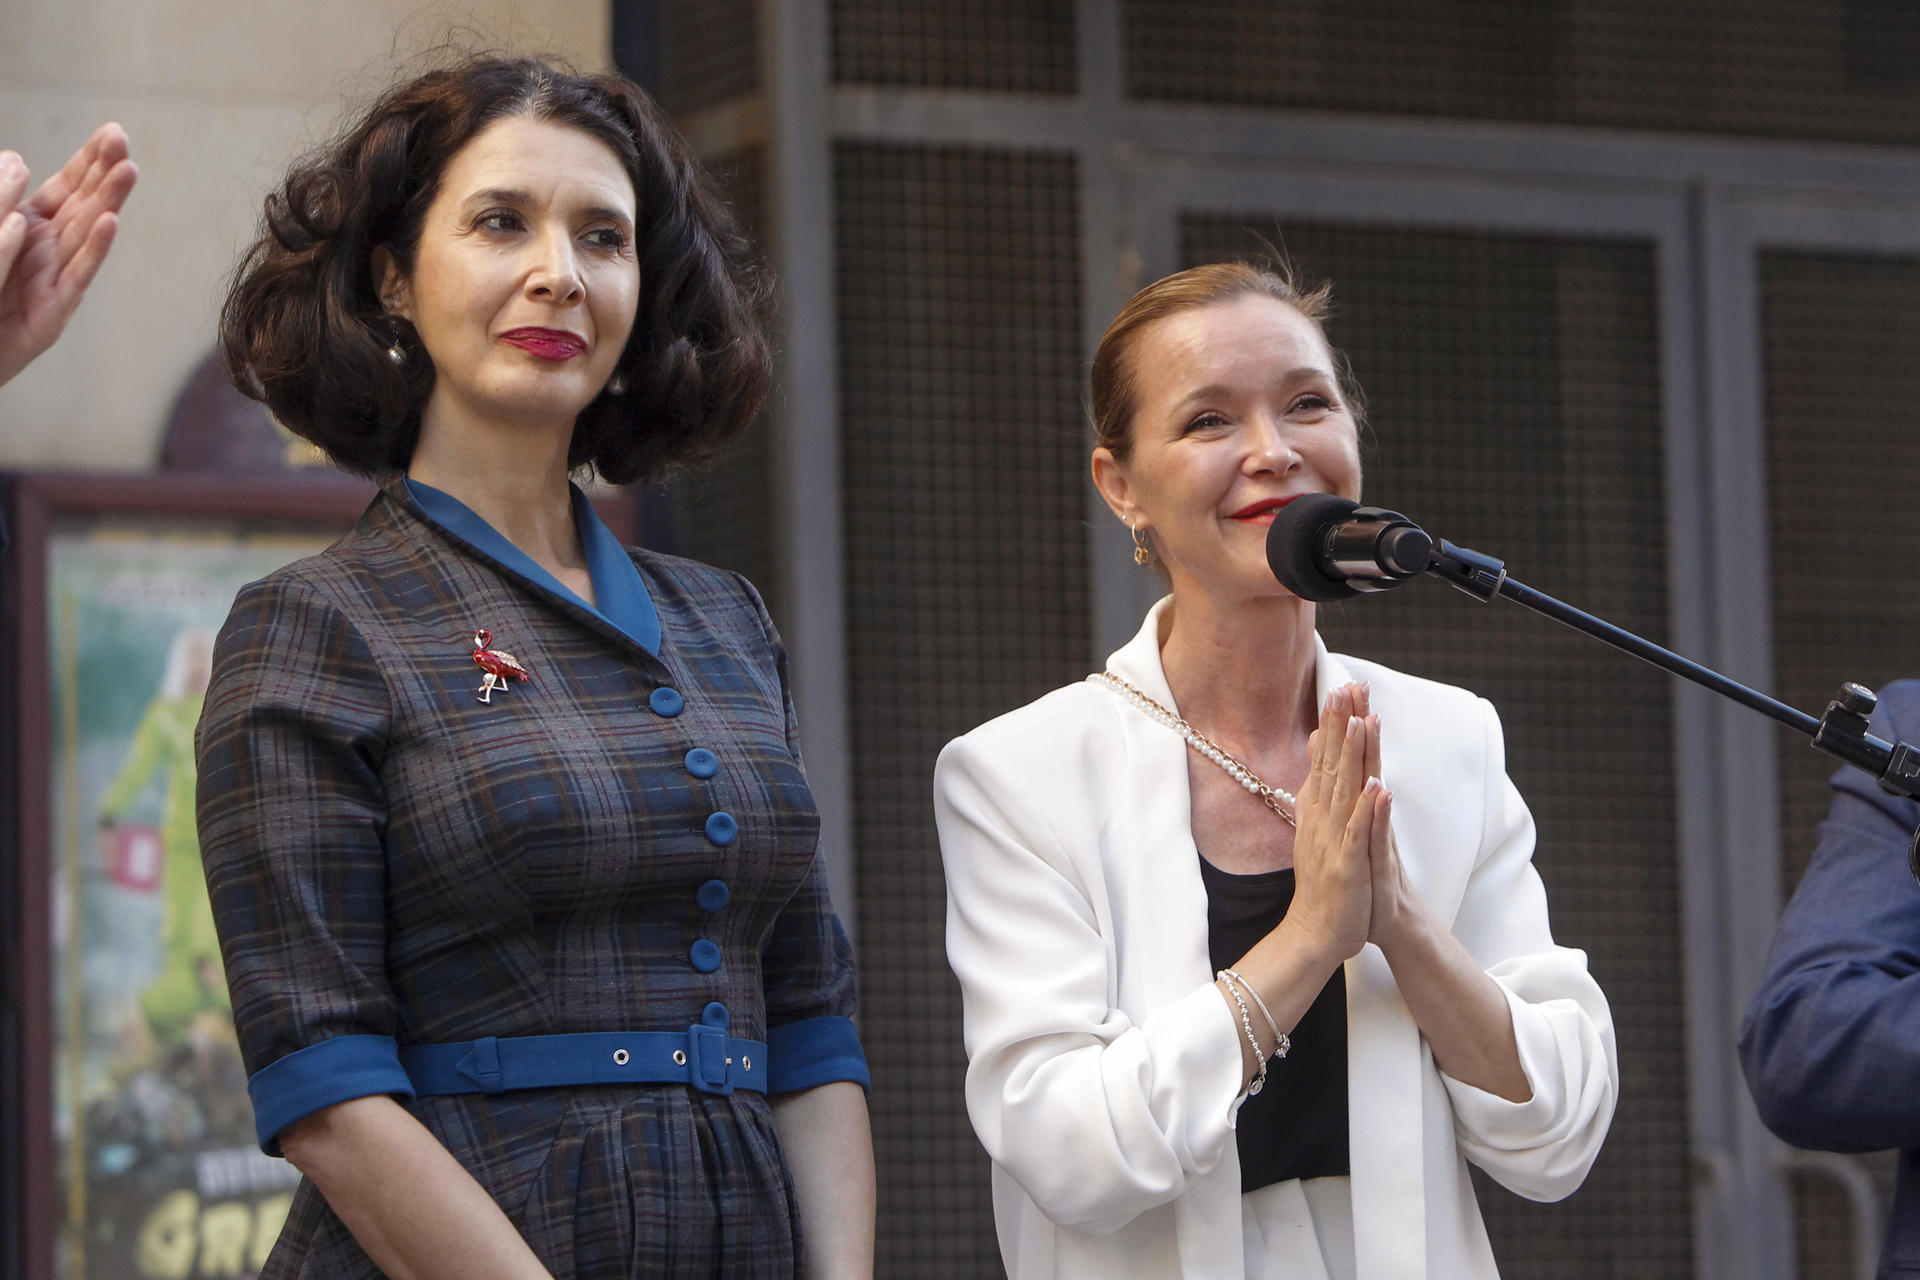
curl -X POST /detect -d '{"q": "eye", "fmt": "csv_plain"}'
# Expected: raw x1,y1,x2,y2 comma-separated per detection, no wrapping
474,209,523,234
1289,393,1335,415
582,226,630,252
1182,410,1230,434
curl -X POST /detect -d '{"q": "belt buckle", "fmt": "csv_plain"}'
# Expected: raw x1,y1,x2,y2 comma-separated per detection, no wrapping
684,1024,733,1095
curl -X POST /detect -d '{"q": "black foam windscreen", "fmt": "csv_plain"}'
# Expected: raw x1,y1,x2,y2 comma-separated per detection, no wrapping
1267,492,1362,601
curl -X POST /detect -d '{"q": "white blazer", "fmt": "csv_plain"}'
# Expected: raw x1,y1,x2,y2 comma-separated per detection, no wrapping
933,600,1617,1279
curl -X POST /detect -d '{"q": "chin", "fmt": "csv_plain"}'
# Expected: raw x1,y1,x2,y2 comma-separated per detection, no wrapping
484,376,601,423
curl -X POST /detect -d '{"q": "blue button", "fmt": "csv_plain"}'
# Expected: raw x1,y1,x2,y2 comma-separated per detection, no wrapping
704,812,738,846
697,879,731,912
689,939,721,973
649,686,684,717
702,1001,730,1029
685,748,719,779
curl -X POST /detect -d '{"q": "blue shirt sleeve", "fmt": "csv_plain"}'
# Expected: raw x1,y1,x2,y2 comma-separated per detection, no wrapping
247,1034,416,1155
1739,679,1920,1152
768,1015,871,1094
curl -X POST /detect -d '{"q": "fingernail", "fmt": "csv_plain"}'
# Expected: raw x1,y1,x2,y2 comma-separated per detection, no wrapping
1363,776,1380,794
1345,718,1359,740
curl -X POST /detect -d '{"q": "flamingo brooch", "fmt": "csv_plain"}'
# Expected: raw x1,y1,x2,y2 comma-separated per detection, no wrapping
469,628,530,704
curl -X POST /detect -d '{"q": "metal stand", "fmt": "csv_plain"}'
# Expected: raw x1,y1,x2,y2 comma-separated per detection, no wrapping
1423,538,1920,881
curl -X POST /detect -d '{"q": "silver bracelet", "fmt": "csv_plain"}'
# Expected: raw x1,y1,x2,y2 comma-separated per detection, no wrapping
1220,966,1290,1060
1217,970,1269,1096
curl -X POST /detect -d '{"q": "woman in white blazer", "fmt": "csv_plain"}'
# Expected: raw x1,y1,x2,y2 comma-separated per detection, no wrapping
933,262,1617,1279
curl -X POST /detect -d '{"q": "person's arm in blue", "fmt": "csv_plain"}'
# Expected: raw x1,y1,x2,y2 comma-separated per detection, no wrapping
1740,680,1920,1152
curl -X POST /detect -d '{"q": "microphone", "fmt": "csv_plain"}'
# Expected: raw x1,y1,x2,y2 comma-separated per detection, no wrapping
1266,493,1435,601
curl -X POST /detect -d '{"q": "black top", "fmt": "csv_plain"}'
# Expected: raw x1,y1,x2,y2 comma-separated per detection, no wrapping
1200,852,1350,1193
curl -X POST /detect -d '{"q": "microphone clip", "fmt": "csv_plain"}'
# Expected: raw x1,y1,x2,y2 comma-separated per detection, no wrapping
1426,540,1510,603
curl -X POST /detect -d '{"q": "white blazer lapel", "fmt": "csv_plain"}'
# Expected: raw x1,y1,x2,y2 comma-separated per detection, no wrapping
1319,638,1429,1277
1103,600,1249,1279
1102,598,1218,1017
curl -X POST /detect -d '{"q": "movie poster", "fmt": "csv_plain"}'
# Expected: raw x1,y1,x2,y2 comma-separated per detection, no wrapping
48,524,335,1280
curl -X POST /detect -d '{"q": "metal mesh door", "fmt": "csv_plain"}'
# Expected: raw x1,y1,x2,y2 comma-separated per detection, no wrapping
831,0,1077,92
1124,0,1920,146
1762,248,1920,1280
836,140,1087,1278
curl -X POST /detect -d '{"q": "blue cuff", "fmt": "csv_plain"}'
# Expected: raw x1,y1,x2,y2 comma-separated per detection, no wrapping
247,1034,415,1155
767,1015,870,1094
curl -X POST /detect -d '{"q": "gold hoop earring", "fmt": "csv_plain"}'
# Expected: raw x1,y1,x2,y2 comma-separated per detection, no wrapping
1131,525,1151,566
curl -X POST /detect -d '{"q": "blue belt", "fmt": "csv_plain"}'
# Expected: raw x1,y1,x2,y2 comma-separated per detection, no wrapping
399,1027,768,1097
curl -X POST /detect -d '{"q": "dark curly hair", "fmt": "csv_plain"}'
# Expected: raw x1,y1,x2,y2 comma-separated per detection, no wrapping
221,55,770,485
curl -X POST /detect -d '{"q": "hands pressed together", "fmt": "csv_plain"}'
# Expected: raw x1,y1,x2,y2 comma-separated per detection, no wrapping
1287,682,1421,968
1223,681,1533,1102
0,122,138,388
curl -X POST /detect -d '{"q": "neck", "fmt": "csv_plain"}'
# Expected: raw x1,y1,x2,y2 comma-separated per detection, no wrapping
1158,587,1320,752
406,398,584,572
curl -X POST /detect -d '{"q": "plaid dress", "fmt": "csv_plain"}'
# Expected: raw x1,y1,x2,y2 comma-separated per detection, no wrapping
196,476,864,1278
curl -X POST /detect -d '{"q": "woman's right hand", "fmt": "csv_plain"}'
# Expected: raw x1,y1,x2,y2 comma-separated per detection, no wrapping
1282,683,1380,969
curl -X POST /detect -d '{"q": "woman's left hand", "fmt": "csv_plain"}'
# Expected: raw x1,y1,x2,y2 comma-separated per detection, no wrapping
1352,685,1422,953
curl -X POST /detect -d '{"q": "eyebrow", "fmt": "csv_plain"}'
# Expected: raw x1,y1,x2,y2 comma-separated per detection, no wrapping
1172,367,1329,409
461,187,635,225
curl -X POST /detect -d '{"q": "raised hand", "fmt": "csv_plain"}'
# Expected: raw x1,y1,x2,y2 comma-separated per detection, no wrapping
0,123,138,387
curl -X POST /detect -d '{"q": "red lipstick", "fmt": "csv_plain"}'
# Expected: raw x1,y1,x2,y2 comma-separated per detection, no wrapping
500,327,586,360
1229,495,1301,524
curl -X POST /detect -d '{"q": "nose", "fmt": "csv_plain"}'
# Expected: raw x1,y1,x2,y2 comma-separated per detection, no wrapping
526,229,584,303
1244,415,1300,476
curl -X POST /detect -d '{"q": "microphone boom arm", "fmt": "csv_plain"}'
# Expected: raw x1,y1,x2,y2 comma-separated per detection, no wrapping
1423,537,1920,878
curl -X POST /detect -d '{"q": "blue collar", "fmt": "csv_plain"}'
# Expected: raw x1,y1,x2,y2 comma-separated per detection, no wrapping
404,477,661,656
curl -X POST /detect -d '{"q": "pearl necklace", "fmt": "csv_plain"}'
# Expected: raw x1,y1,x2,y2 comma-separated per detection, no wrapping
1089,672,1298,827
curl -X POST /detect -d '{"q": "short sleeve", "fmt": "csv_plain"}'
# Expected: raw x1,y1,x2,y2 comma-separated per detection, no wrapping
195,572,412,1153
735,573,868,1094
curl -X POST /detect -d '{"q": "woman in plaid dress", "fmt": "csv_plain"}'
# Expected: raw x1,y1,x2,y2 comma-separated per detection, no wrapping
197,56,874,1279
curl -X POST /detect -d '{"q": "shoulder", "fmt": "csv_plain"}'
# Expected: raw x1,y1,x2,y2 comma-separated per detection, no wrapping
628,547,770,633
1331,651,1501,788
938,679,1124,785
627,544,755,597
221,545,364,638
1875,679,1920,733
1334,651,1488,720
223,493,435,624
